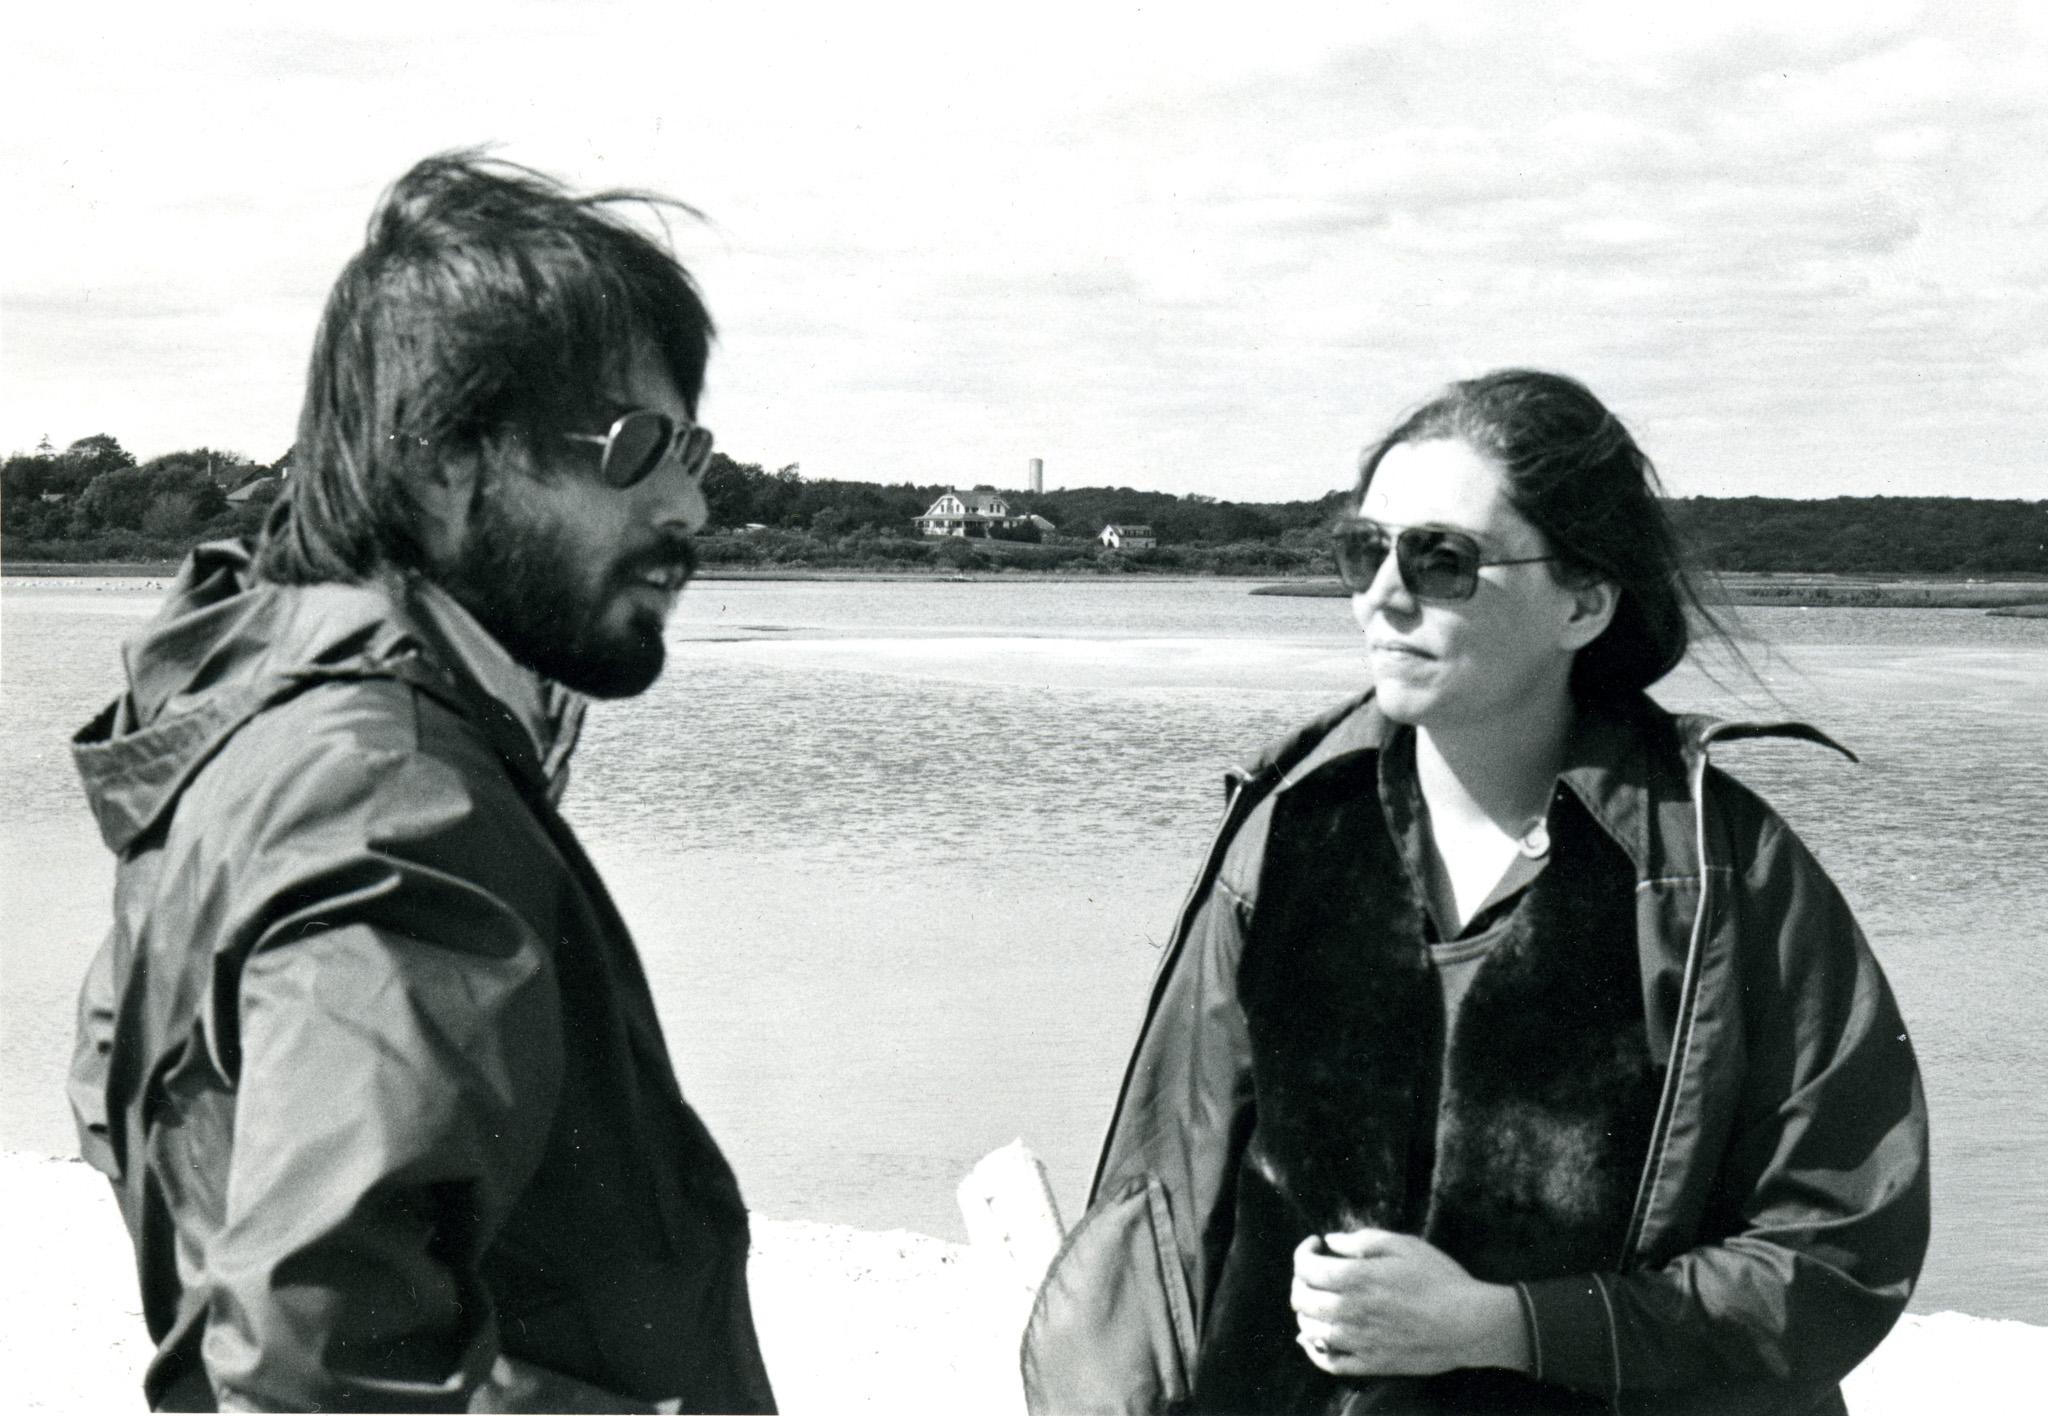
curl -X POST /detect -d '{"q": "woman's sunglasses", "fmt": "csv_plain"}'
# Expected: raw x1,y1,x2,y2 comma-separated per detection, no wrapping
562,409,715,489
1331,517,1555,602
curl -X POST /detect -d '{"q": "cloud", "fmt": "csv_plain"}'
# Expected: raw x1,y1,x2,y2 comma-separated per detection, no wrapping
5,2,2046,499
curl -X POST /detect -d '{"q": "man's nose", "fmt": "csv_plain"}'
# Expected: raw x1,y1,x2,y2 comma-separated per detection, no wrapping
677,475,709,534
648,469,709,535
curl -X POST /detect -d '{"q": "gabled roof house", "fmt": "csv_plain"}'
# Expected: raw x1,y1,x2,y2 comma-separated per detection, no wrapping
916,487,1022,537
1097,523,1157,550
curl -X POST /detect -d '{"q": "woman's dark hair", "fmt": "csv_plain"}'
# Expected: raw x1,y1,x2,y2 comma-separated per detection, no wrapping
258,149,714,584
1357,368,1733,700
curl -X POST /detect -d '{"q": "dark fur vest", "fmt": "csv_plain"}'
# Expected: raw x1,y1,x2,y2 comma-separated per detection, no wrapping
1194,751,1658,1415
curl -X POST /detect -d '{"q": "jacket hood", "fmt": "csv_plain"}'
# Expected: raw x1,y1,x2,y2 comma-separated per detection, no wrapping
72,539,585,855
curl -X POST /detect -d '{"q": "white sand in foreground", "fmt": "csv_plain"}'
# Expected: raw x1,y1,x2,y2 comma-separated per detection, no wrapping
5,1150,2040,1414
0,1152,1021,1414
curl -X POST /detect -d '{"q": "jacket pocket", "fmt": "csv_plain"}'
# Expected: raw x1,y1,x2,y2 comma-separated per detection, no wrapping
1021,1174,1199,1416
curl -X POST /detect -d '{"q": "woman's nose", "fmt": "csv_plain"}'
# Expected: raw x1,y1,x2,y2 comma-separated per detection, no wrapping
1350,546,1413,628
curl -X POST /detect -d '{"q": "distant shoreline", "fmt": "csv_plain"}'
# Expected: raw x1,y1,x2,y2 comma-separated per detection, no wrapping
1251,575,2048,615
0,562,1263,587
7,562,2048,613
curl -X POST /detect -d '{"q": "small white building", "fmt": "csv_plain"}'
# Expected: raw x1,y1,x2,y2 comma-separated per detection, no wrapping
226,475,281,504
1097,523,1157,550
916,488,1021,538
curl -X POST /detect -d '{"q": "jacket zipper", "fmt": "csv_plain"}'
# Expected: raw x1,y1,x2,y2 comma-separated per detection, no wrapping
1617,748,1715,1268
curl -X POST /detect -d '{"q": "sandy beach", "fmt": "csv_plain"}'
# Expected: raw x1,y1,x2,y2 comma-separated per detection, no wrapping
1,1151,1025,1414
4,1150,2042,1414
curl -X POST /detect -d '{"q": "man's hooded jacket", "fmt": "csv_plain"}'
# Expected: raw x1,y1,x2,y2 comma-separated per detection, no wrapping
69,541,775,1413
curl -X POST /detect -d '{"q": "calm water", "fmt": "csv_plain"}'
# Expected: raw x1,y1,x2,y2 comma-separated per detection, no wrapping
4,576,2045,1322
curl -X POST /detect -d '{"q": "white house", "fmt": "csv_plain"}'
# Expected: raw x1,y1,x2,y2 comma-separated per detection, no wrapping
1097,523,1157,550
225,475,281,504
916,488,1022,538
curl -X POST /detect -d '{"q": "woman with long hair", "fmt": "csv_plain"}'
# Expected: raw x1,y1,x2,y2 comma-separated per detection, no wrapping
1023,370,1928,1415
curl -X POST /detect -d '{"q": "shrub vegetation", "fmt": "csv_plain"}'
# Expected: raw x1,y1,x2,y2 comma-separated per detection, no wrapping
7,437,2044,578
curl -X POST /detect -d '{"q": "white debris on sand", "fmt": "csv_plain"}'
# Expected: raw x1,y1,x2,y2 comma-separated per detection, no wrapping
4,1150,2041,1414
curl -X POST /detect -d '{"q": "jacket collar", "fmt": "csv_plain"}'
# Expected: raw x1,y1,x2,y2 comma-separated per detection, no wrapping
1239,690,1853,884
1555,701,1854,881
73,539,586,854
391,573,587,799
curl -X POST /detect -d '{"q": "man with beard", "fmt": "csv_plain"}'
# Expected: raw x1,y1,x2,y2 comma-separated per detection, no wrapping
67,152,775,1413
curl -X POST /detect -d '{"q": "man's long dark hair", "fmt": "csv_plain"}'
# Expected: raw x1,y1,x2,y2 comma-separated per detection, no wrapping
259,150,713,585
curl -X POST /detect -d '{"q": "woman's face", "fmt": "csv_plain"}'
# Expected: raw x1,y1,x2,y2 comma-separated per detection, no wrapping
1352,437,1602,734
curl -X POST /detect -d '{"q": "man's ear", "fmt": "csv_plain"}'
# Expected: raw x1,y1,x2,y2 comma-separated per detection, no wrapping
1559,577,1620,653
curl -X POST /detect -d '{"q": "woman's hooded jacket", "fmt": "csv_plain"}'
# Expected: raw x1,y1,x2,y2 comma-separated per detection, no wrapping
1022,691,1928,1415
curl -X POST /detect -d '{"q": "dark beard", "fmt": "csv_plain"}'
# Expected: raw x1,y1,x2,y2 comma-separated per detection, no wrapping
438,483,696,699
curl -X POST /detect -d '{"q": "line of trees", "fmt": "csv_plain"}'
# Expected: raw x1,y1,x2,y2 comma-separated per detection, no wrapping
1667,496,2048,576
689,460,1342,573
695,461,1349,544
5,434,2045,576
4,435,280,561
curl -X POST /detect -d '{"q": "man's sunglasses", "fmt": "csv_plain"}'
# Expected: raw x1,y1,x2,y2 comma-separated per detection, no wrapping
1331,517,1555,602
562,410,715,489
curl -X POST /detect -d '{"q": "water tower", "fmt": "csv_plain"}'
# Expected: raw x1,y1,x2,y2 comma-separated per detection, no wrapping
1028,457,1044,494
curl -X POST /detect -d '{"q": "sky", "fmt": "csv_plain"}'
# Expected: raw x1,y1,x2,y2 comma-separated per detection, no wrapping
4,1,2045,502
